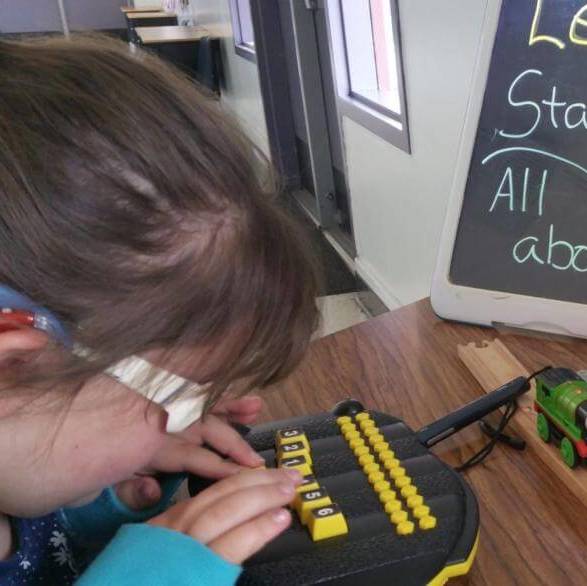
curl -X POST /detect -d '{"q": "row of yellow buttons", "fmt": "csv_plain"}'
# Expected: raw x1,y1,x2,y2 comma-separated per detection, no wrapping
275,428,349,541
337,413,437,535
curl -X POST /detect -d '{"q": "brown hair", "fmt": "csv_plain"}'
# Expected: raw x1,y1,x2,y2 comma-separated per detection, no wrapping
0,34,318,405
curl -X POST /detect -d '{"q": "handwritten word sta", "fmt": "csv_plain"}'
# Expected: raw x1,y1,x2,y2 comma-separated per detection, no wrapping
530,0,587,50
499,69,587,139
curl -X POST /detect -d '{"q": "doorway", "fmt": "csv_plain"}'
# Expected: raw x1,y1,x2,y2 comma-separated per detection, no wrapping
253,0,355,256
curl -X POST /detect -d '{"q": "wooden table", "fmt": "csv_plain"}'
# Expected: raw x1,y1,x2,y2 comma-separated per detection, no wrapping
262,299,587,585
120,6,163,13
125,11,176,21
135,25,209,45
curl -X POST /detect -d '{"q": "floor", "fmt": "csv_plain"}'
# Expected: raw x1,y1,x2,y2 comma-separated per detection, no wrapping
316,293,369,338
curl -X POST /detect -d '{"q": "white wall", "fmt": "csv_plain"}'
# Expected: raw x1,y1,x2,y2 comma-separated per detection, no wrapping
190,0,270,156
344,0,490,308
0,0,125,33
188,0,491,310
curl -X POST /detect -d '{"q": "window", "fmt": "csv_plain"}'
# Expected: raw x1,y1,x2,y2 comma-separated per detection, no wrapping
229,0,256,62
327,0,410,152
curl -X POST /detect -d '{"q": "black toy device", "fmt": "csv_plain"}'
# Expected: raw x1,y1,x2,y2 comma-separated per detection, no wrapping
189,378,530,585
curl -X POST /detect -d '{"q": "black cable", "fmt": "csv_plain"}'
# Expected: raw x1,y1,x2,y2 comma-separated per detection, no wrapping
457,366,551,472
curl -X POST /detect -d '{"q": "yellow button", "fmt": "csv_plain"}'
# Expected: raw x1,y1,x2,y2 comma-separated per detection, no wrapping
296,475,320,493
378,490,397,504
389,467,406,479
373,480,391,493
349,437,365,450
307,503,348,541
276,429,310,451
401,485,418,498
407,495,424,508
358,453,375,466
359,419,375,431
385,500,402,514
413,505,431,519
368,471,385,484
419,516,437,530
278,442,312,464
340,423,357,434
354,445,370,457
355,413,370,422
344,430,361,442
390,510,408,524
297,488,332,525
364,428,379,438
372,442,389,454
292,479,321,508
396,521,415,536
394,476,411,489
279,454,312,477
336,416,351,426
368,434,385,445
363,462,380,475
384,458,401,471
379,450,396,462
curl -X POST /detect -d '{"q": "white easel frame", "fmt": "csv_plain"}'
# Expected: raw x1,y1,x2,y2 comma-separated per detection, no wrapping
431,0,587,339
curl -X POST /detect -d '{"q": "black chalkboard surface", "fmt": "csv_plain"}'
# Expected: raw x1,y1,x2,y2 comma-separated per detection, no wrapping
450,0,587,305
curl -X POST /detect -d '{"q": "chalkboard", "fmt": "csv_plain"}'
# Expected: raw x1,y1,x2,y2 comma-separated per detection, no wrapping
450,0,587,305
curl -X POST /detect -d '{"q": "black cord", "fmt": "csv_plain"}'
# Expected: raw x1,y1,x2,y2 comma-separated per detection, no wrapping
457,366,551,472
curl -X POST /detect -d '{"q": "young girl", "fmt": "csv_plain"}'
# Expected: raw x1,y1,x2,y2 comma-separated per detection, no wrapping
0,34,318,584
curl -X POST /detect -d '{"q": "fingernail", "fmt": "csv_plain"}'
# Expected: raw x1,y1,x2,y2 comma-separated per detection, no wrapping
283,469,302,483
273,509,290,524
252,453,265,465
279,483,296,497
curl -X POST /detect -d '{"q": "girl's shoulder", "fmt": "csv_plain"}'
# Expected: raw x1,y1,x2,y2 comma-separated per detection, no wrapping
0,513,78,585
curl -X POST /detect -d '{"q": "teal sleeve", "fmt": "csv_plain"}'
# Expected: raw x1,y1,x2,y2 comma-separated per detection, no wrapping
59,474,186,550
76,524,242,586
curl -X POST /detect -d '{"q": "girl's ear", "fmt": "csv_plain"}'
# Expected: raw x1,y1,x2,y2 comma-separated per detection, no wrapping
0,328,49,367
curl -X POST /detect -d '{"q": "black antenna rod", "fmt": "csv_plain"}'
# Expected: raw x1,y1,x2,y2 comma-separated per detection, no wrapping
416,376,530,448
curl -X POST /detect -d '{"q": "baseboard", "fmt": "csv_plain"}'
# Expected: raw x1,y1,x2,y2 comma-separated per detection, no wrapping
355,257,403,312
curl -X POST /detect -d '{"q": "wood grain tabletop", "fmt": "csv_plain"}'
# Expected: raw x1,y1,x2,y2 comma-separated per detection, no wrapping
135,25,209,45
126,11,176,20
261,299,587,585
120,6,165,14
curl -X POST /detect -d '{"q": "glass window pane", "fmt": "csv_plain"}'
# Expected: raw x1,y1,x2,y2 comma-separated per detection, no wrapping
340,0,401,115
237,0,255,48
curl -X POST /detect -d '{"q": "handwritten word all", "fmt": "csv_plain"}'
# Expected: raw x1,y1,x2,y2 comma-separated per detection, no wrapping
490,166,548,216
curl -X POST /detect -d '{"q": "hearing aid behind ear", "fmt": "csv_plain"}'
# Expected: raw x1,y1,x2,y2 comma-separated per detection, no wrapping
0,284,205,432
0,285,72,346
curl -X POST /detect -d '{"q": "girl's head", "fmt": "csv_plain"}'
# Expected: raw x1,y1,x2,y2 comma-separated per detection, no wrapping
0,35,318,404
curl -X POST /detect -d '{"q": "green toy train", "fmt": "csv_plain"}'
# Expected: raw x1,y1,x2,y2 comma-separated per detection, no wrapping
535,368,587,468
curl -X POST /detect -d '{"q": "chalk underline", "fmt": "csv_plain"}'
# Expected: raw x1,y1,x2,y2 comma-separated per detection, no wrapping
482,147,587,177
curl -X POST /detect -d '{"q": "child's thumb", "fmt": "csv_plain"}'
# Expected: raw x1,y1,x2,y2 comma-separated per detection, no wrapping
115,476,162,511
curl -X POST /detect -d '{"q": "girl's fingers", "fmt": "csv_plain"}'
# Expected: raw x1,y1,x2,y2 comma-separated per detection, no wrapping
198,415,264,468
173,445,244,479
148,468,300,533
214,396,263,423
151,438,244,479
208,508,291,565
186,482,296,544
115,476,162,511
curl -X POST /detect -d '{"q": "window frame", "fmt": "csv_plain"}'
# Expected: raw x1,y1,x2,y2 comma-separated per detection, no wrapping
229,0,257,63
326,0,410,153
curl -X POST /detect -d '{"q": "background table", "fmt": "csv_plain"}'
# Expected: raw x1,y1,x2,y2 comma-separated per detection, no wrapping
261,299,587,585
135,25,208,45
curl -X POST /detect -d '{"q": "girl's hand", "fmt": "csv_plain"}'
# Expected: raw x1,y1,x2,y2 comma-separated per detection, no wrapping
147,468,301,565
114,396,265,511
210,395,263,426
